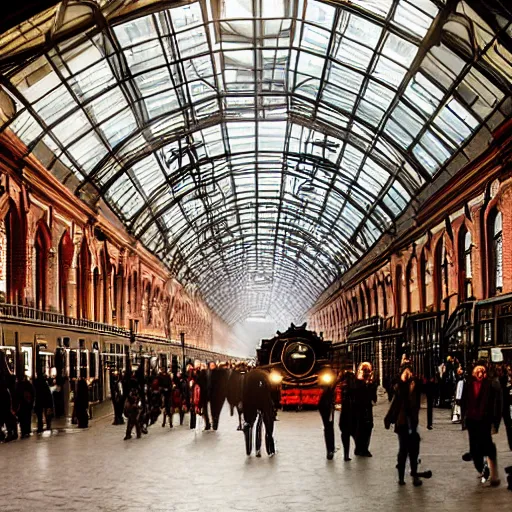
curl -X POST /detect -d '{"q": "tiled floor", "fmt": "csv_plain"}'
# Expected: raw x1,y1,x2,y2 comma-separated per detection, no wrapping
2,399,511,512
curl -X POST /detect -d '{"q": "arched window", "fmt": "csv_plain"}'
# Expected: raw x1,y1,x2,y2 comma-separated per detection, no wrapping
34,222,51,310
58,231,73,315
420,249,427,310
93,267,101,322
434,238,447,311
489,210,503,296
77,240,91,319
4,204,26,303
359,288,366,320
373,282,379,317
352,296,359,322
458,226,472,302
380,280,388,317
365,285,372,317
127,274,132,315
405,262,412,313
395,265,403,325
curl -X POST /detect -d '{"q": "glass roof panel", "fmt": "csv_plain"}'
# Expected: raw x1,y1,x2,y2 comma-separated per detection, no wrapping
1,0,511,324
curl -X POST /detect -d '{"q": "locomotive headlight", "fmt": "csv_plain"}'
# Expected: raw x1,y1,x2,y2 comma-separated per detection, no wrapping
269,370,283,384
319,370,335,385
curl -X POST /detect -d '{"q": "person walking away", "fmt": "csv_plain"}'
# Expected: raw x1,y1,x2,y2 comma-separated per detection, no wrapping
354,362,377,457
158,367,172,427
74,377,89,428
34,374,54,433
339,370,357,461
16,375,35,438
318,371,336,460
462,364,502,486
384,364,430,486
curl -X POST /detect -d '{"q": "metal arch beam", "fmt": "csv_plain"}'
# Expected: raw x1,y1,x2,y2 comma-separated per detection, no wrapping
83,90,428,196
170,218,343,285
161,198,363,269
183,231,338,289
127,149,393,244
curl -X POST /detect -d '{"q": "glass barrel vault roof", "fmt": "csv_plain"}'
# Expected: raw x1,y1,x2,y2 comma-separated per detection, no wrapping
0,0,511,324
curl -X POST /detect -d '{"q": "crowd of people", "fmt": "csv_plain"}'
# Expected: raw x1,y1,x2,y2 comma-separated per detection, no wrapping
318,357,512,489
2,346,512,492
109,361,250,441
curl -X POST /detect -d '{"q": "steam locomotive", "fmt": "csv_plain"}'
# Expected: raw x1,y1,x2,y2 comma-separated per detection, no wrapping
256,323,333,408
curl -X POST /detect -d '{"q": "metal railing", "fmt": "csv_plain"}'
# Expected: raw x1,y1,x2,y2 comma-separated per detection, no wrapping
0,303,129,337
0,302,244,361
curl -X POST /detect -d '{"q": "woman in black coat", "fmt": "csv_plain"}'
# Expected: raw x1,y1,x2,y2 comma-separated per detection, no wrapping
16,376,35,438
74,377,89,428
385,365,425,486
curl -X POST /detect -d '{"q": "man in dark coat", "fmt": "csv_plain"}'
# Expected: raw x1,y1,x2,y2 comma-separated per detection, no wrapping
226,364,246,430
318,371,336,460
34,374,54,433
242,369,275,457
385,365,427,486
353,362,377,457
462,364,502,485
210,363,229,431
197,365,211,430
16,375,35,438
339,370,357,461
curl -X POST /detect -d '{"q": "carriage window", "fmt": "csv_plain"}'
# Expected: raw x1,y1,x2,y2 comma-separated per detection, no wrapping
80,351,88,378
481,322,493,345
69,350,77,379
89,351,97,379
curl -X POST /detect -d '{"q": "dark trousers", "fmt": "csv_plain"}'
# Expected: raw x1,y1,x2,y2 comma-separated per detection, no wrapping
396,427,420,480
190,410,197,429
211,398,224,430
36,408,52,432
319,406,335,454
113,400,124,425
244,406,275,455
76,407,89,428
341,429,352,459
355,424,372,454
202,401,211,429
18,408,32,436
466,418,497,473
126,416,141,438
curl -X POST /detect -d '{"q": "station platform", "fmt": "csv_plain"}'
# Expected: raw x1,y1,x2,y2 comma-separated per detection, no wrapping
2,400,511,512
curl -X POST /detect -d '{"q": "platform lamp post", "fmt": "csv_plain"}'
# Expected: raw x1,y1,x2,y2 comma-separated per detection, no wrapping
180,332,186,373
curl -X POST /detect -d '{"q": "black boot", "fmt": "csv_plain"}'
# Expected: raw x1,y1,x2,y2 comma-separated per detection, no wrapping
397,464,406,485
243,422,253,456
